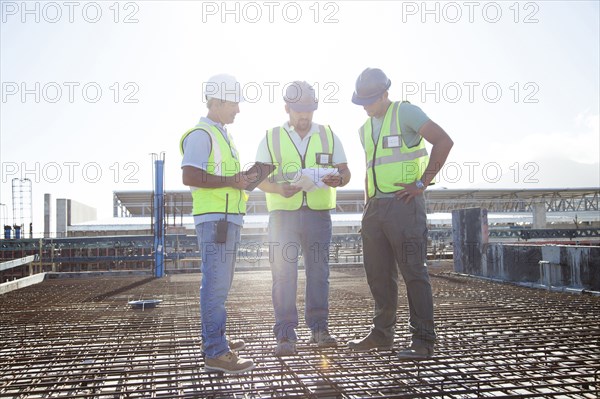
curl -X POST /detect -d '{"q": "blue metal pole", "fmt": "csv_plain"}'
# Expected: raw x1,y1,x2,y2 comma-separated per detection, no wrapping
153,159,165,278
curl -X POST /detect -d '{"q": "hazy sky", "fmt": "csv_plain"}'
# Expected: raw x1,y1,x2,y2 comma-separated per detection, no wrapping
1,0,599,232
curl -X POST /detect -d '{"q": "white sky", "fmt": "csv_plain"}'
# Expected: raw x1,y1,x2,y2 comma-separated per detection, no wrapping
1,0,599,234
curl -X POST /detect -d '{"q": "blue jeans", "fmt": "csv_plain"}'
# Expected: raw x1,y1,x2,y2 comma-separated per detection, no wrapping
268,209,332,341
196,220,241,359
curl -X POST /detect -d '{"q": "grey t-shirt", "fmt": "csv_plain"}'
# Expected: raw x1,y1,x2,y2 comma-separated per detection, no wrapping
360,102,430,198
181,117,243,226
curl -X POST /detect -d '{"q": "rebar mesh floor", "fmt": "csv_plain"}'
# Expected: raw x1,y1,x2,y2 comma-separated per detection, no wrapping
1,264,599,398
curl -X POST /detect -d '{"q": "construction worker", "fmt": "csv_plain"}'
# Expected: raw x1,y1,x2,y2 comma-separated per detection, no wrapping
255,81,351,356
180,73,257,374
347,68,453,360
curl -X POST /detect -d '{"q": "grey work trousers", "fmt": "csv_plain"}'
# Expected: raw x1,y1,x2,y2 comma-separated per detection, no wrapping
361,195,436,348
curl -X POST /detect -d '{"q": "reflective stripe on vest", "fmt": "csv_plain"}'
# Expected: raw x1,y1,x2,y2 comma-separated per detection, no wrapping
361,102,430,198
180,122,247,215
265,125,336,211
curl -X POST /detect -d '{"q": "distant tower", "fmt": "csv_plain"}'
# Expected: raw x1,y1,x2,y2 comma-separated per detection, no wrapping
12,178,33,238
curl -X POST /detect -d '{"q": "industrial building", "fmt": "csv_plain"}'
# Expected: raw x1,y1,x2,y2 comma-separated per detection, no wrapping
1,188,599,280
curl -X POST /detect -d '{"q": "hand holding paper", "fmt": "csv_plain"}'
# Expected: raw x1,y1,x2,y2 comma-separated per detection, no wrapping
291,167,339,192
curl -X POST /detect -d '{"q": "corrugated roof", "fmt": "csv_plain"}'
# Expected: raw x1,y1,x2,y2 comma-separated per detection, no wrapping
113,188,600,217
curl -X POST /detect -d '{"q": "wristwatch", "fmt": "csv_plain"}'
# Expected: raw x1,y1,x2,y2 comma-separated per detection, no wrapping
415,179,425,190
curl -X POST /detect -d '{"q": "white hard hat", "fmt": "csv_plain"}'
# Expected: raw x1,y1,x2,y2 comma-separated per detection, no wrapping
203,73,244,103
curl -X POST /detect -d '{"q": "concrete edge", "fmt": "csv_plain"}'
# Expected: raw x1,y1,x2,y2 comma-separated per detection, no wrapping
0,265,365,292
0,273,47,295
452,272,600,296
45,270,152,279
1,271,155,295
0,255,37,272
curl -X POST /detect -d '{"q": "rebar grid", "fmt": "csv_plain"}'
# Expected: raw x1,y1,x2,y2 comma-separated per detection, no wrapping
1,265,598,398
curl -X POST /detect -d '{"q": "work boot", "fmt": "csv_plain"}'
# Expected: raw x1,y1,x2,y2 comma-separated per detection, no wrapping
201,337,245,358
205,351,255,374
309,329,338,347
347,333,393,352
274,339,297,356
228,338,245,351
396,345,434,360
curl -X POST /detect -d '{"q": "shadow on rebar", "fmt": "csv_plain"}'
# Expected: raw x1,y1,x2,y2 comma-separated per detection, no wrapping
86,277,156,302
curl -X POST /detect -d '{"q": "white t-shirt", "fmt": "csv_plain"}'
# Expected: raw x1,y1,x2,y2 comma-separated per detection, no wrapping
255,122,347,164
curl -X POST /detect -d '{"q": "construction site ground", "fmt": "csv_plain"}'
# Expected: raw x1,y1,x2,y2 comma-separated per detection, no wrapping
1,262,598,398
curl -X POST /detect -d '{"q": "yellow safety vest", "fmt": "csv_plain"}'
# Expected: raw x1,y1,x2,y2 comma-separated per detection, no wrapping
265,125,336,211
361,101,430,198
180,122,247,215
